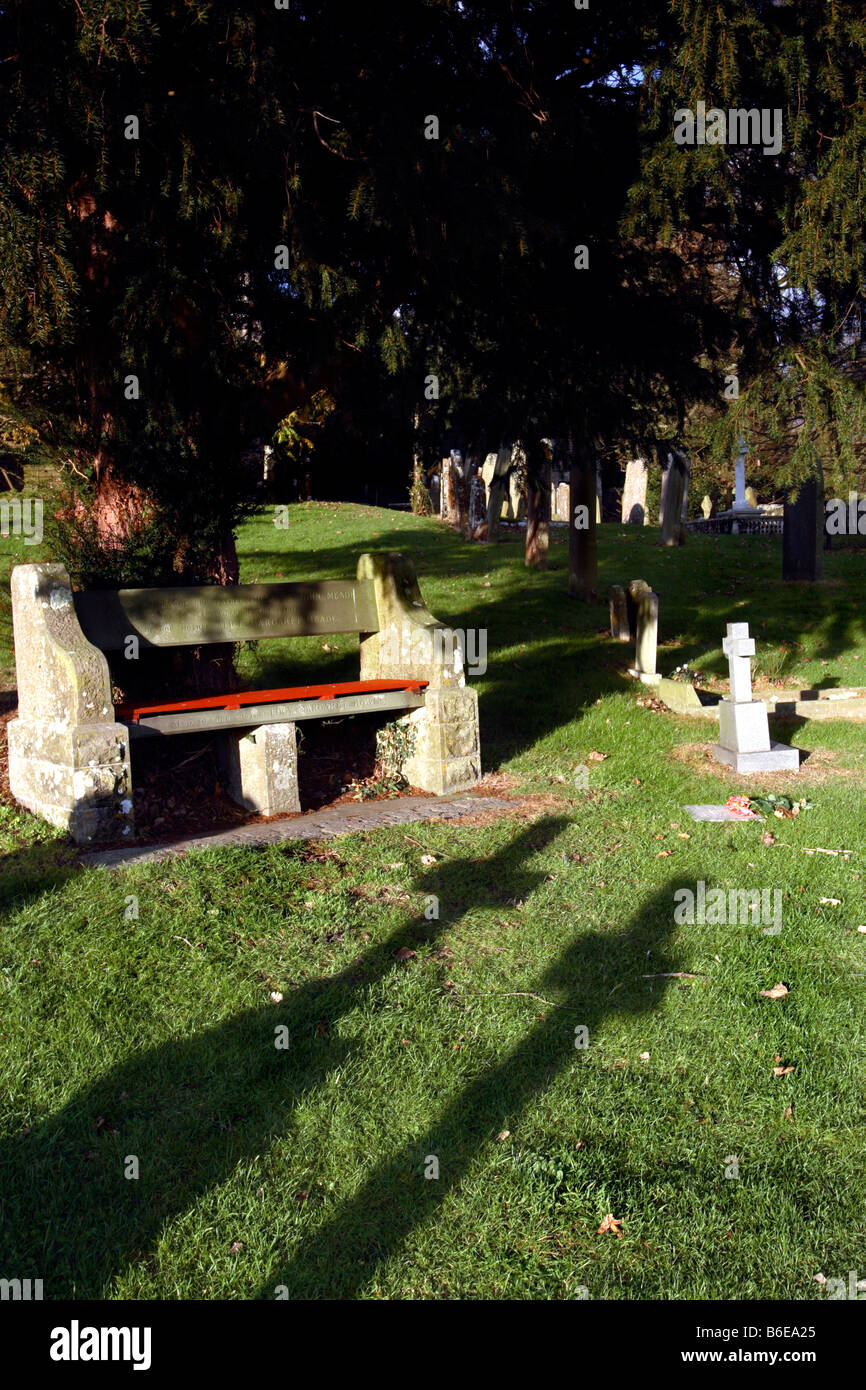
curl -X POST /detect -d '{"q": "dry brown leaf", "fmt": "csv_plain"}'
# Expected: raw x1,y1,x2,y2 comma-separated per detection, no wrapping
587,750,609,762
784,1103,794,1120
773,1064,796,1077
395,947,417,962
597,1213,624,1238
760,982,789,999
761,832,775,847
656,849,674,857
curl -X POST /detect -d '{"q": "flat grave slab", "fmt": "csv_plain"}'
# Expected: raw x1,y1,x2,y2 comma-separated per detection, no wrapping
80,793,524,870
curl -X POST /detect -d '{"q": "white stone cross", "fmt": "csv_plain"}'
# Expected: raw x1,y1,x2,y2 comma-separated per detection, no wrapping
723,621,755,703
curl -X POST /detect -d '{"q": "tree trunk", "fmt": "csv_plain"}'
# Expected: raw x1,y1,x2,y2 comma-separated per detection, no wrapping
568,436,598,599
525,444,550,568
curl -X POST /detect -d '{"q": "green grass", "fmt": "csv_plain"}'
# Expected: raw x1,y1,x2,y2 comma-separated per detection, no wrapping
1,504,865,1299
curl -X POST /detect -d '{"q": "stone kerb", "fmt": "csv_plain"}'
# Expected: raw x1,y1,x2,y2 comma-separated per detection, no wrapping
8,563,134,842
356,551,481,794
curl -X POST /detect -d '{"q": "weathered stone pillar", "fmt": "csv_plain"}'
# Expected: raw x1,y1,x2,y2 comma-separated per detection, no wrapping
217,722,301,815
609,585,630,641
357,552,481,794
8,563,134,842
625,579,660,683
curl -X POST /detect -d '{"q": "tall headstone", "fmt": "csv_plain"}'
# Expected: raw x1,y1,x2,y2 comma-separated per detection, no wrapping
712,622,799,772
553,481,570,521
660,451,689,545
783,477,823,581
628,588,660,685
622,458,648,525
468,474,486,532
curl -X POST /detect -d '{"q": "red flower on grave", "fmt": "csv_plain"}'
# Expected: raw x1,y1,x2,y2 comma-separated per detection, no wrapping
726,795,757,819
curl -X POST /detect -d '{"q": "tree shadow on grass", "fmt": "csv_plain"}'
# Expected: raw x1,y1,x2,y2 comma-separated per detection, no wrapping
255,880,679,1299
0,816,563,1296
0,815,679,1300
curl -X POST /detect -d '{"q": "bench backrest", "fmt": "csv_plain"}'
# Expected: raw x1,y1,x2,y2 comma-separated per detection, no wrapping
72,579,380,650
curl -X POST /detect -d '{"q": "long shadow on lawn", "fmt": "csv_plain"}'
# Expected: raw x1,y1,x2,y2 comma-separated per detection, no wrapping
0,817,679,1299
0,817,560,1294
256,880,679,1299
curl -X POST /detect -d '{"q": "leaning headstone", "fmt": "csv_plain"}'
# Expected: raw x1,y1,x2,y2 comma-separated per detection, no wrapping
745,485,759,509
628,587,660,684
712,622,799,772
622,458,648,525
609,585,629,641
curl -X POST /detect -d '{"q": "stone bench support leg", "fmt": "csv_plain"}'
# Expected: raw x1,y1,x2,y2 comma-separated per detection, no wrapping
8,719,133,843
217,722,301,815
399,687,481,795
357,552,482,794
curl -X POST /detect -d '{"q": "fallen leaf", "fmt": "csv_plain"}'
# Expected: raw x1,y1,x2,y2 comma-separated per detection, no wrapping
420,854,437,865
761,832,776,847
587,750,609,762
819,897,841,906
639,1051,650,1060
269,991,284,1004
858,925,866,934
229,1241,243,1254
784,1103,794,1120
773,1063,796,1077
760,982,789,999
813,1273,827,1285
656,849,674,857
395,947,417,962
497,1130,510,1142
597,1213,624,1238
677,832,691,839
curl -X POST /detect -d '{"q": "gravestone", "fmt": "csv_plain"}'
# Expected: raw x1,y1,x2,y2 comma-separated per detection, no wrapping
783,477,823,581
553,481,570,521
745,485,759,509
609,585,629,641
622,458,648,525
660,451,689,545
626,582,660,684
731,439,759,533
701,495,713,519
712,622,799,772
468,474,487,532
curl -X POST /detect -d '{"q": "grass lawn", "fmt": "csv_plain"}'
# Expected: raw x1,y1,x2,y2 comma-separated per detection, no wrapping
1,503,865,1299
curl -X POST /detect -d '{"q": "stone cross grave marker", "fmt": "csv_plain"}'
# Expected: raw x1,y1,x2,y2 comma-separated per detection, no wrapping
712,621,798,772
723,622,754,702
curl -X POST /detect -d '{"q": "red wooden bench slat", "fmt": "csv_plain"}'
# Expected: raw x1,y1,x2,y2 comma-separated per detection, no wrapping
115,678,429,724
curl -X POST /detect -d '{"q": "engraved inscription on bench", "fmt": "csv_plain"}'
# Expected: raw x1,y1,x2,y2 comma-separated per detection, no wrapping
73,580,380,650
126,688,426,736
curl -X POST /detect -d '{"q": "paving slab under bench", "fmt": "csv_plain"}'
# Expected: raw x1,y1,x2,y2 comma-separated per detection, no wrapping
80,794,525,870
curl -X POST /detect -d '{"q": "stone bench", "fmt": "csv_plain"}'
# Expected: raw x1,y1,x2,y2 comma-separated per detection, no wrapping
8,553,481,843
